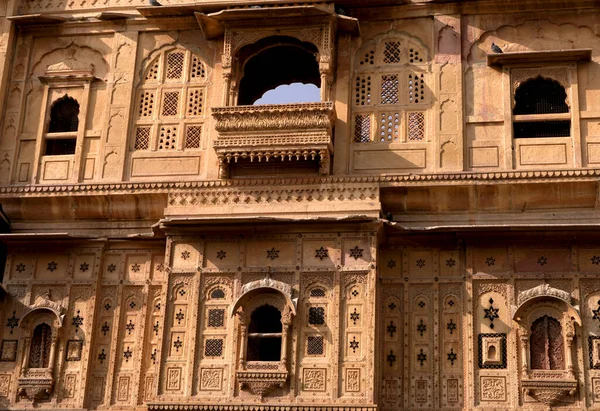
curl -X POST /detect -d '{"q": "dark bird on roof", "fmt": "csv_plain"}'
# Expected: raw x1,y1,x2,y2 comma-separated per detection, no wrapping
149,0,161,6
491,42,503,54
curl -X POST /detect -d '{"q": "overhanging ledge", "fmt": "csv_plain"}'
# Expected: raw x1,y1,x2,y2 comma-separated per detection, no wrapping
487,48,592,67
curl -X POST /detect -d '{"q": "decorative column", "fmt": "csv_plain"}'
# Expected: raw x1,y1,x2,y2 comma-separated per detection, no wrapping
48,329,58,372
518,322,529,379
20,337,31,377
237,310,248,369
280,306,293,367
564,318,575,378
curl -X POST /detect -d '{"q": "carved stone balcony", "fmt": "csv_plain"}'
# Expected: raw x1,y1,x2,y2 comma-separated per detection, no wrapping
522,371,577,407
17,368,54,400
236,362,288,398
212,102,335,178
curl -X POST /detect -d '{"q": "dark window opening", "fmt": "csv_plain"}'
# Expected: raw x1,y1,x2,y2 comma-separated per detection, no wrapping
513,77,568,115
246,304,282,361
237,36,320,106
530,315,564,370
513,77,570,138
48,96,80,133
210,288,225,299
29,323,52,368
45,138,76,156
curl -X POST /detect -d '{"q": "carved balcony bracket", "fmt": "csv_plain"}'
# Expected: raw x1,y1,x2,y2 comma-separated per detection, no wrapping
236,369,288,398
522,376,577,408
212,102,336,179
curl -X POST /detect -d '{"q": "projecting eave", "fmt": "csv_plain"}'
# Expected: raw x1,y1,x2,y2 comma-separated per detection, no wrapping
487,48,592,67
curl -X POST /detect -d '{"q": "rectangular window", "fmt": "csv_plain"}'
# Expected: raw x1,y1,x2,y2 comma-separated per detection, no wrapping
308,307,325,326
354,114,371,143
204,338,223,357
207,309,225,328
307,335,324,356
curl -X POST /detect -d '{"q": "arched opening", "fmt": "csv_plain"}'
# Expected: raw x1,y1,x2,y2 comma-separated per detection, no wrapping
513,77,570,138
530,315,564,370
28,323,52,368
45,96,79,155
487,345,497,361
237,36,320,106
247,304,282,361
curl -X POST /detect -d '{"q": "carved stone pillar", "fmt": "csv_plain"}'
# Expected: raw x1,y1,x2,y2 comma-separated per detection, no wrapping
48,332,58,372
564,318,575,378
237,310,248,368
280,306,292,366
518,323,529,379
20,337,31,377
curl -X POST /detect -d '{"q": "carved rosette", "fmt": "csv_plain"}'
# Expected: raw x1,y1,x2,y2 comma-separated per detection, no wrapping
212,102,336,178
236,370,288,398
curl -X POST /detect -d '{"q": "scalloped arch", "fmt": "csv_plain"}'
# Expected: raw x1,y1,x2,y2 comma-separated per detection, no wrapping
31,43,109,80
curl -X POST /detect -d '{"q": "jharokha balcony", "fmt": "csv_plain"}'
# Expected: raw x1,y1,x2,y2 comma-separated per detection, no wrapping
212,102,336,179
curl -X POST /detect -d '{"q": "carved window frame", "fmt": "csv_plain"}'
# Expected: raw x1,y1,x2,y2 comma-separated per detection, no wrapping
33,77,93,184
351,35,431,145
503,64,583,169
132,48,209,153
302,285,330,361
201,285,230,363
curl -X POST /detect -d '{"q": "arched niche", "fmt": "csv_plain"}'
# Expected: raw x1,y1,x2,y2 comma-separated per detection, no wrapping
230,277,296,317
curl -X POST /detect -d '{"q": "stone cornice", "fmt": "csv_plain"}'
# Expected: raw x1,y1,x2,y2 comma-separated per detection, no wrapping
147,405,378,411
0,169,599,198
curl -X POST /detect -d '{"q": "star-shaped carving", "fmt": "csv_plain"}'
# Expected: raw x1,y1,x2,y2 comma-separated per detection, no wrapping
417,319,427,337
447,319,457,334
98,349,106,364
107,264,117,273
266,247,280,260
350,308,360,325
448,300,455,307
537,256,548,266
349,246,363,260
351,289,359,297
131,263,141,273
80,262,89,272
315,247,328,260
150,348,157,364
387,350,396,366
418,301,425,308
447,348,458,365
155,302,161,310
173,337,183,352
485,257,495,266
388,302,396,310
181,251,191,260
153,321,159,336
416,259,425,268
15,263,26,273
446,258,456,268
175,309,185,325
592,302,600,322
416,349,427,366
387,259,396,269
6,311,19,334
101,322,110,336
592,256,600,265
125,320,135,335
156,263,164,272
483,298,500,329
387,321,397,337
216,250,227,260
178,289,186,297
104,302,111,310
349,337,359,353
123,347,133,362
72,310,83,331
47,261,58,272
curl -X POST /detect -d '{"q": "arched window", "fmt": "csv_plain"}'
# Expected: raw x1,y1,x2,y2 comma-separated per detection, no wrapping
132,48,208,152
28,323,52,368
530,315,564,370
513,77,570,138
210,288,225,299
352,36,429,144
45,96,79,155
247,304,282,361
237,36,320,106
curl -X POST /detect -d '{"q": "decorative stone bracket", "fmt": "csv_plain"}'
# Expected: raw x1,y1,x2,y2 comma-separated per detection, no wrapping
522,377,577,408
212,102,336,179
236,369,288,398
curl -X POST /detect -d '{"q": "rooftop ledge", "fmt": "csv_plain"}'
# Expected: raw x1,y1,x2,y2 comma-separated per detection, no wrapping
487,48,592,66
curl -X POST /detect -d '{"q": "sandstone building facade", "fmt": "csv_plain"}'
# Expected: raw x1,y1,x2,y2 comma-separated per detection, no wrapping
0,0,600,409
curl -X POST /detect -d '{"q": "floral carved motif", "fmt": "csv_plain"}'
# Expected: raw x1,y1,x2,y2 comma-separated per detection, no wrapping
480,376,506,401
303,368,326,391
